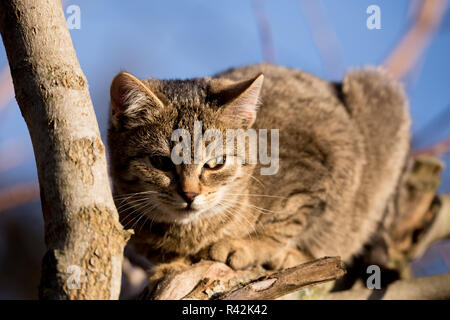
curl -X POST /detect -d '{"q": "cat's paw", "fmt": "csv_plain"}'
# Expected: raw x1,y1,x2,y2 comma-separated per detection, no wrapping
147,258,190,291
208,239,256,270
205,239,312,270
262,247,311,270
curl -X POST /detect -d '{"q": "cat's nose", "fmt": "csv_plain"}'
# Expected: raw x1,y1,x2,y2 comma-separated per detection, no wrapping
180,191,199,204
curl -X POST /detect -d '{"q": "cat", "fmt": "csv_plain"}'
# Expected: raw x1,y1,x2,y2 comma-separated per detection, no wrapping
108,63,410,283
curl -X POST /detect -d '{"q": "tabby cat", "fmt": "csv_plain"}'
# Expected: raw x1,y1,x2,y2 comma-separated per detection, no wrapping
108,63,410,280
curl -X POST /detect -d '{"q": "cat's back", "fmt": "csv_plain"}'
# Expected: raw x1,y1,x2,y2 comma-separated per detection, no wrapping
214,64,409,171
215,63,411,261
214,63,339,110
214,63,348,132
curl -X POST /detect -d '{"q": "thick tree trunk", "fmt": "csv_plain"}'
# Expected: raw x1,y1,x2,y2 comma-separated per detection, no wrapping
0,0,131,299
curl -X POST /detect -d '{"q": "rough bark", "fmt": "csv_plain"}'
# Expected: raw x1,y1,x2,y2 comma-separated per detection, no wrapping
218,257,345,300
382,156,449,279
143,257,346,300
0,0,131,299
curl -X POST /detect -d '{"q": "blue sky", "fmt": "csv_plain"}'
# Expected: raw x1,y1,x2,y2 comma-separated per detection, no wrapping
1,0,450,189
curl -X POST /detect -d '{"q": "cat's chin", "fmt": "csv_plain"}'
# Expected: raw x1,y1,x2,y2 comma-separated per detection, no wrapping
147,204,222,225
164,210,205,225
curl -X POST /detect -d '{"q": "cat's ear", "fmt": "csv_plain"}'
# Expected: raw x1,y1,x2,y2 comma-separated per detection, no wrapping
213,74,264,128
110,71,165,128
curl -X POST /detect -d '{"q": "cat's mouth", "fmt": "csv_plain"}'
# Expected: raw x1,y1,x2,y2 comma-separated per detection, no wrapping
181,203,197,212
158,205,206,224
174,204,198,214
148,194,224,224
172,200,212,215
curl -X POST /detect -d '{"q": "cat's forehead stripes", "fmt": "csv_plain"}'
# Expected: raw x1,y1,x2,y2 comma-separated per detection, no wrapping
145,79,222,131
156,79,210,107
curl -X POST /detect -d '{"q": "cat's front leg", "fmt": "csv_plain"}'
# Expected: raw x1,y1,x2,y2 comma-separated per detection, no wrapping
147,257,191,293
204,237,312,270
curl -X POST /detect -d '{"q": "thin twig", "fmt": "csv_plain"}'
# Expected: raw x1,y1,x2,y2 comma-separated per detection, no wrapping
298,0,345,80
384,0,448,79
252,0,276,63
412,137,450,157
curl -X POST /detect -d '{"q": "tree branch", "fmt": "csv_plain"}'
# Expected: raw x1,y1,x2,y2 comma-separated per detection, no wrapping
218,257,345,300
298,0,344,80
384,0,448,79
252,0,276,63
0,0,131,299
145,257,345,300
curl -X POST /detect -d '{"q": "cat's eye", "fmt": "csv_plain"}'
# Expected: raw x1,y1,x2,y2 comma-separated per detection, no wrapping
149,155,174,172
204,156,226,170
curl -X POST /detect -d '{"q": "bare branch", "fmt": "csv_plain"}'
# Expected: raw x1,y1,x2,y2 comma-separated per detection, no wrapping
146,257,345,300
384,0,448,79
252,0,276,63
298,0,344,79
218,257,345,300
412,137,450,157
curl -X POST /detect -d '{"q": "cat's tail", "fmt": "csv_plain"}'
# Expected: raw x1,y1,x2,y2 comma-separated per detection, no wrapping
341,66,411,159
339,67,411,260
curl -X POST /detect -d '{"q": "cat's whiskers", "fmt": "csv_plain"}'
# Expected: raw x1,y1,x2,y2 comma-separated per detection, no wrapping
144,204,160,233
214,202,234,226
122,208,145,229
124,198,160,232
115,190,162,197
219,198,268,234
115,191,162,218
131,201,158,232
221,196,279,215
218,199,258,238
116,196,155,223
114,190,162,204
142,201,160,221
227,193,287,200
118,203,146,226
119,195,157,227
129,211,147,231
218,202,253,239
240,172,265,188
115,193,161,223
242,203,279,215
116,196,150,211
123,199,158,230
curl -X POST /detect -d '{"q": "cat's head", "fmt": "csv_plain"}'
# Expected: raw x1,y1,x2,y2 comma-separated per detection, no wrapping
108,71,263,224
